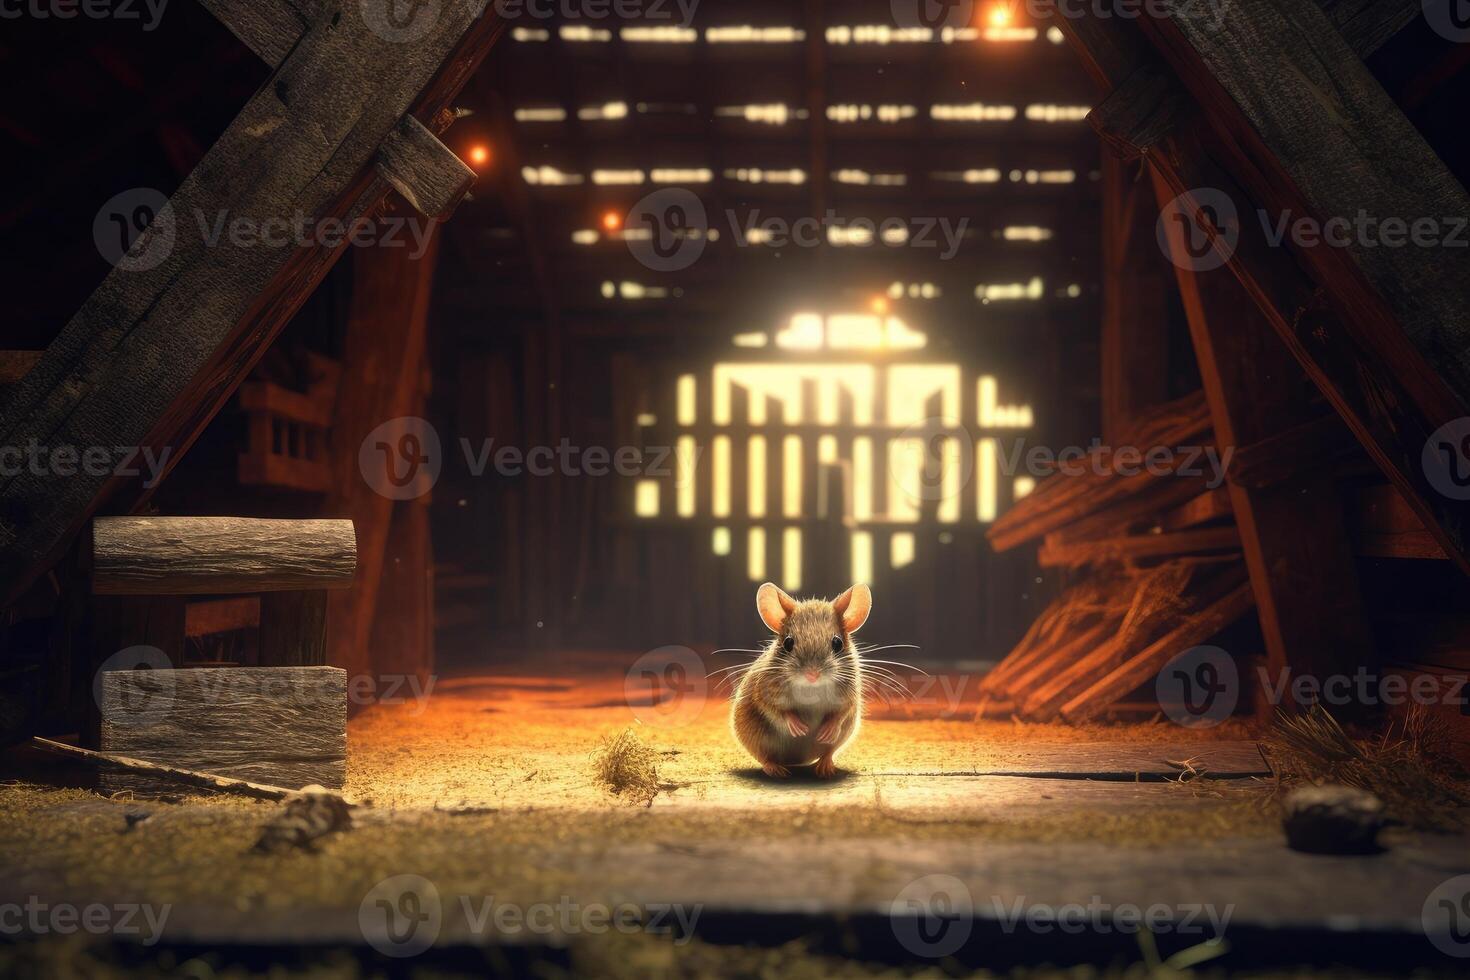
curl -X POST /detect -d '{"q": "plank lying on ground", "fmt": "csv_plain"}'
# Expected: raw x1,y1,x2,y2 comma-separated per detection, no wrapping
99,666,346,792
1063,581,1257,723
93,517,357,595
1039,526,1241,568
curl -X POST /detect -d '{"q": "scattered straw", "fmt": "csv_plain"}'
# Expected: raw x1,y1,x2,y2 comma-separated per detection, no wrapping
591,728,660,807
1265,705,1466,830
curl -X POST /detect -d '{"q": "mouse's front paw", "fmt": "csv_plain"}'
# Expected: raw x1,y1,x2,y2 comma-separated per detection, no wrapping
784,712,809,738
815,717,841,744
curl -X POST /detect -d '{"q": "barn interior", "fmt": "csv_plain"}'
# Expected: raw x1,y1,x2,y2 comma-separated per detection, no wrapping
2,1,1470,976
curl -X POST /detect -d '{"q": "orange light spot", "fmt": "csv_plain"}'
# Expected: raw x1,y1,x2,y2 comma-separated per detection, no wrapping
870,296,890,315
468,145,491,167
988,5,1012,27
601,211,623,232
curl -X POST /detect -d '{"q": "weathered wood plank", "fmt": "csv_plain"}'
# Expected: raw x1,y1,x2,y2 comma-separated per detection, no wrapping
376,114,476,219
1055,0,1470,576
1155,168,1375,712
1063,581,1256,723
99,666,346,792
0,3,503,608
93,518,356,595
1140,0,1470,442
1038,526,1241,568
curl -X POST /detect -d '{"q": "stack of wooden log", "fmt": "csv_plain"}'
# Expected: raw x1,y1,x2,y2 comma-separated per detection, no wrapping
980,391,1256,722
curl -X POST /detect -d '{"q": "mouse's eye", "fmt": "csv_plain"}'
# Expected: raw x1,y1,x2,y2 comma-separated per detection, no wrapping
782,636,795,654
831,635,844,652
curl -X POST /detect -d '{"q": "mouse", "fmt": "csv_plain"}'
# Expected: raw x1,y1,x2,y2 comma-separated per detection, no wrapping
731,582,872,779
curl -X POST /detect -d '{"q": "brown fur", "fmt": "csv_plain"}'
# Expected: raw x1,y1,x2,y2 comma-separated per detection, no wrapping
731,584,871,778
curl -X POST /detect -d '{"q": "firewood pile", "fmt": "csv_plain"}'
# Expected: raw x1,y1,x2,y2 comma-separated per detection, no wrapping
980,391,1256,722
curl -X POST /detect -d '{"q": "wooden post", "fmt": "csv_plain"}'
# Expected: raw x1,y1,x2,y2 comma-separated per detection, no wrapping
1153,169,1375,715
258,591,328,667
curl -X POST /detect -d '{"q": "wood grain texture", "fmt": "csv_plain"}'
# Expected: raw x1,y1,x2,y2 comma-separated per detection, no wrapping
1142,0,1470,415
99,666,346,791
376,114,476,219
0,2,503,608
93,518,356,595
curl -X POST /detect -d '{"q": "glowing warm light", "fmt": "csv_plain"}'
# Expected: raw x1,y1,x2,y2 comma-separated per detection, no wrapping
677,375,696,425
601,211,623,232
468,145,490,167
871,296,890,315
783,528,802,591
784,436,802,517
851,531,873,586
988,5,1012,27
979,439,999,522
712,527,732,556
749,436,768,518
1014,476,1036,499
891,533,916,569
748,528,767,580
676,436,696,517
634,481,660,517
713,436,731,518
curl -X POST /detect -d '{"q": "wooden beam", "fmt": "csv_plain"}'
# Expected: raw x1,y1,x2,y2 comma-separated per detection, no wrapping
1139,0,1470,427
0,5,504,608
1226,413,1360,489
1154,168,1376,703
323,233,442,691
1060,7,1470,574
376,115,476,220
1100,152,1174,442
1038,526,1241,568
92,517,357,595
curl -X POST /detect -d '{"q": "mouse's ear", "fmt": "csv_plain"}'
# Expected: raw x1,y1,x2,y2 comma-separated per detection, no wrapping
832,584,872,634
756,582,797,632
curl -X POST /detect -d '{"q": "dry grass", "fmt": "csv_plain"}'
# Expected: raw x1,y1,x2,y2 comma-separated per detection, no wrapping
1264,705,1467,830
590,727,660,807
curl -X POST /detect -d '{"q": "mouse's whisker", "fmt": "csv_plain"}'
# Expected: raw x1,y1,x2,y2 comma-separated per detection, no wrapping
856,658,930,675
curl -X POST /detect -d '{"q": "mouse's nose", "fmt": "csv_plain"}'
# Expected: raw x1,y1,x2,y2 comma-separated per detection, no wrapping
804,669,821,683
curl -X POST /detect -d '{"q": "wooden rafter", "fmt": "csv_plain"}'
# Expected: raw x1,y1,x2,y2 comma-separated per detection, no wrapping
1056,2,1470,575
0,3,503,607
